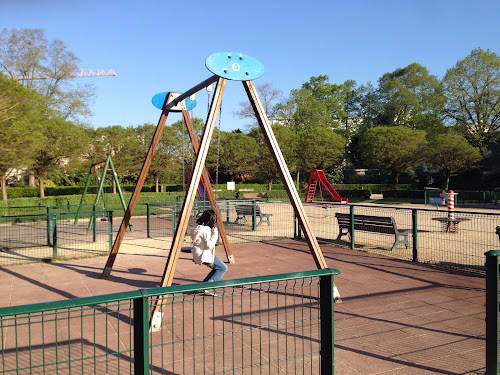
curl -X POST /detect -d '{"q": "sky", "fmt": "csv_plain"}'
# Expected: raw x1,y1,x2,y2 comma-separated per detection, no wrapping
1,0,499,132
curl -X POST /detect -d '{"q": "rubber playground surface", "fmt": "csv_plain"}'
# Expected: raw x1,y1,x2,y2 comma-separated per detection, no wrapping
0,219,487,374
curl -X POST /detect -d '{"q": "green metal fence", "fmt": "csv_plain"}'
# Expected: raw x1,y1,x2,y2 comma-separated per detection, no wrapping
0,209,113,266
0,268,339,374
147,200,500,274
147,199,295,248
304,203,500,273
485,250,499,375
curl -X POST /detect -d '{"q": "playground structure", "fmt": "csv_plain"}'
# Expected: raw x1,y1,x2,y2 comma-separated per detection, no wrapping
305,169,348,203
99,52,332,331
74,155,132,231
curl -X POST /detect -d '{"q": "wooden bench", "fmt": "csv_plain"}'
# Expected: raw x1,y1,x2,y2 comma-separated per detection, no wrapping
335,212,410,251
234,204,272,227
242,192,269,201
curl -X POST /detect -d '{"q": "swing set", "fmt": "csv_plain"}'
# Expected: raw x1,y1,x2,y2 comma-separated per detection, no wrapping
74,155,132,231
99,52,334,331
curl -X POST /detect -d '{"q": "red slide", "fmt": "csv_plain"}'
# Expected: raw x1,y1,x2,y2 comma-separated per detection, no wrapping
305,169,348,203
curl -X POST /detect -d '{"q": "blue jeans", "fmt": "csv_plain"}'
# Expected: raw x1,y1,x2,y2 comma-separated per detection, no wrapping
203,255,228,282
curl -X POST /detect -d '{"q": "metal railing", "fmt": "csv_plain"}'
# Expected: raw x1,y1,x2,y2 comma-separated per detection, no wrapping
485,250,499,375
147,200,500,274
304,203,500,273
0,268,340,374
0,209,113,266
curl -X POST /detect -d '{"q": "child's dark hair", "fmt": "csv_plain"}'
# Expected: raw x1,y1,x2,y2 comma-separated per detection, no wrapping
196,210,217,229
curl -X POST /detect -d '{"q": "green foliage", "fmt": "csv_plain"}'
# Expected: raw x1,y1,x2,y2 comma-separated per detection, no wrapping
213,132,259,181
376,63,445,132
298,127,345,172
248,124,299,187
442,48,500,154
429,133,482,189
359,126,428,189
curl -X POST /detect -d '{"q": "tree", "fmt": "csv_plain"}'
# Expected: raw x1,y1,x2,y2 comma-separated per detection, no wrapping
442,48,500,154
215,132,259,182
275,75,346,132
32,118,89,197
359,126,428,189
429,133,481,190
233,82,283,129
0,75,43,200
297,127,345,179
0,28,95,123
248,125,299,190
377,63,445,133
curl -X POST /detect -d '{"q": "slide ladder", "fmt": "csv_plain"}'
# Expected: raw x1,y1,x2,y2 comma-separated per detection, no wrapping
305,169,348,203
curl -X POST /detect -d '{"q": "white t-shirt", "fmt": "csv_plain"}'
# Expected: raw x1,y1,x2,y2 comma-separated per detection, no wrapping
189,224,218,264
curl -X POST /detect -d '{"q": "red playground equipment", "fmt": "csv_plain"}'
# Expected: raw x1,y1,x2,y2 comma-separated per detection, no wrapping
188,168,214,201
305,169,348,203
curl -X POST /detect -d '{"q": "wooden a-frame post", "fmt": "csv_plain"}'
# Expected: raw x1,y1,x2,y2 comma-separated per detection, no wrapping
243,80,327,268
151,77,226,330
101,75,233,279
150,77,329,330
181,109,234,263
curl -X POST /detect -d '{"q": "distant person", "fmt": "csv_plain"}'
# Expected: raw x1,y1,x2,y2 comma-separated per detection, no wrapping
440,190,447,205
190,210,227,296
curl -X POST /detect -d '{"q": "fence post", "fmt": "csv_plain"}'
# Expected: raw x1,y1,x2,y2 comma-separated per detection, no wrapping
108,211,113,252
172,209,176,237
320,270,336,375
293,212,297,238
485,250,499,375
146,203,151,238
93,210,97,242
52,214,57,258
349,205,355,250
412,209,418,262
252,199,257,231
46,206,52,246
133,294,150,375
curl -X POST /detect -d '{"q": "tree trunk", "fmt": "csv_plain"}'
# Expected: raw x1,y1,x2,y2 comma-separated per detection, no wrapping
393,171,399,190
445,174,450,191
28,171,35,187
267,180,273,191
112,179,117,194
39,177,45,198
1,173,7,201
296,170,300,185
155,175,159,193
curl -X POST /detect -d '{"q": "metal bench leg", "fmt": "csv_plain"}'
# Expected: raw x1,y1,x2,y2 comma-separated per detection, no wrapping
336,228,349,241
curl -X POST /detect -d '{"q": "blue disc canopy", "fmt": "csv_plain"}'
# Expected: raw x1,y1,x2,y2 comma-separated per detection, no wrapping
151,92,197,111
205,52,264,81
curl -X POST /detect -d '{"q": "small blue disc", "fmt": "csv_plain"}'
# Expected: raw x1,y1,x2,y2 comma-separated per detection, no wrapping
205,52,264,81
151,92,197,111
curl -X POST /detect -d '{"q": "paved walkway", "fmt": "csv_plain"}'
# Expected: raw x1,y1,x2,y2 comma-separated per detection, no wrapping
0,234,486,374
